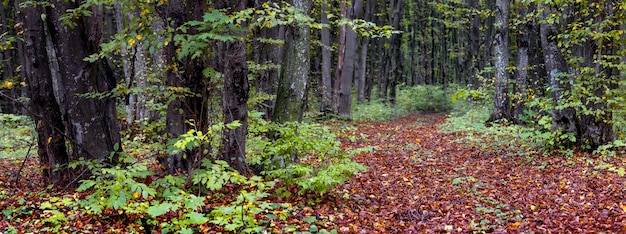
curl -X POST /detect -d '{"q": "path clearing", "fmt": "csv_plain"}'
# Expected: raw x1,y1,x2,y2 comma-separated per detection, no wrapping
317,114,626,233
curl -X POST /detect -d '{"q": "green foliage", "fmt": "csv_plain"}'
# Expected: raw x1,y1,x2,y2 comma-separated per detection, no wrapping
247,113,366,195
396,85,453,113
352,100,406,122
352,85,455,122
0,114,34,159
71,158,155,214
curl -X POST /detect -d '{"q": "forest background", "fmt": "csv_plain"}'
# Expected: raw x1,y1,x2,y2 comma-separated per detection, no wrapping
1,0,626,232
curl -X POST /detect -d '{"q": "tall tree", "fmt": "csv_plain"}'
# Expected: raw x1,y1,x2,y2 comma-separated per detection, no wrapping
539,3,578,137
20,3,69,183
335,0,364,118
216,0,250,174
20,1,121,183
320,2,333,113
512,3,531,124
273,0,311,122
491,0,510,121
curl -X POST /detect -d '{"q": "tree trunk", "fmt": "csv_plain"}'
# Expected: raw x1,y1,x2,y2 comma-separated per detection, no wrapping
491,0,510,121
253,0,284,120
388,0,402,105
274,0,311,123
320,3,333,113
336,0,364,118
576,1,615,148
216,0,250,174
20,4,69,184
46,2,121,162
513,4,530,124
539,4,578,136
468,0,481,88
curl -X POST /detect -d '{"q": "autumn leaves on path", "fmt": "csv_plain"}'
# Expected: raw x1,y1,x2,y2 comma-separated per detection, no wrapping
320,114,626,233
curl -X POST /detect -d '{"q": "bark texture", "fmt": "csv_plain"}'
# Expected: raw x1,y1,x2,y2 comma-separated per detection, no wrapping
273,0,311,122
216,0,250,174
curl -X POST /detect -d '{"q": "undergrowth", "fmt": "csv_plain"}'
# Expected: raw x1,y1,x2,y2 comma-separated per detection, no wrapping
352,85,453,122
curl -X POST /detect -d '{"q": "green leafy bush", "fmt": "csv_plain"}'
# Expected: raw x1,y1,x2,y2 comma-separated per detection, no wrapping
396,85,453,113
352,85,455,122
247,112,367,195
352,100,405,122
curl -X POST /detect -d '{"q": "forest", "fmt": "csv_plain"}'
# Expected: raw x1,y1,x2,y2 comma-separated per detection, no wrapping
1,0,626,233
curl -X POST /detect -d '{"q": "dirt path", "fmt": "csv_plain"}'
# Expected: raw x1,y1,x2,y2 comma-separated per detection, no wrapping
317,114,626,233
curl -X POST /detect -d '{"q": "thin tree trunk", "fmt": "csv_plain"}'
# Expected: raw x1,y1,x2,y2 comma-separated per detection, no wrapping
513,5,530,124
336,0,364,118
320,3,333,113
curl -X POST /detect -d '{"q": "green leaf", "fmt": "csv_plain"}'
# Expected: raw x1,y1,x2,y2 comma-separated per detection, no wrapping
303,216,316,224
451,177,464,185
184,196,206,210
226,120,242,130
146,202,178,217
185,212,209,224
77,180,96,192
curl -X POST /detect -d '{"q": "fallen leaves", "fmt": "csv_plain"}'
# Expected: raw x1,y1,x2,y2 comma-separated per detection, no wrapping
1,114,626,232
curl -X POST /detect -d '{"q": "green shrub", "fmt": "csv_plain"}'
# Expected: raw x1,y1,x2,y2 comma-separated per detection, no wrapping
352,100,405,122
396,85,453,113
247,111,367,196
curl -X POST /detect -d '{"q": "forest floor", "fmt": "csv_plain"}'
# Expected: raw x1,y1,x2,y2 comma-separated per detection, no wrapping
319,114,626,233
1,114,626,233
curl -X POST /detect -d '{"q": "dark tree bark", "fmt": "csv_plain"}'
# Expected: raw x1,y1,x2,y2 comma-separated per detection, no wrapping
539,4,578,136
513,4,531,124
468,0,481,88
320,3,333,113
159,0,212,173
356,0,375,103
20,4,69,184
253,0,284,120
216,0,250,174
19,1,122,184
575,0,615,148
273,0,311,122
388,0,402,105
46,2,121,162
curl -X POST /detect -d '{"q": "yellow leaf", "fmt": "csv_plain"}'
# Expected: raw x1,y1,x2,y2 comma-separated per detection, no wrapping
530,205,538,211
128,38,136,46
47,137,52,144
4,81,13,89
133,191,140,199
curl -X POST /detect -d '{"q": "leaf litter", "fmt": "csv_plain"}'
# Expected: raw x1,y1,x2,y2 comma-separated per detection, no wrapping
1,114,625,233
